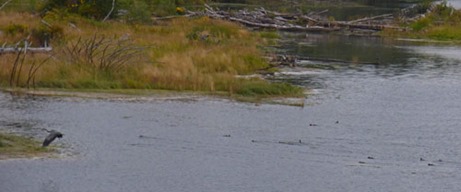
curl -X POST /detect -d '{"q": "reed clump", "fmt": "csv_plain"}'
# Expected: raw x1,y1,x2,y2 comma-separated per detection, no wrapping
0,11,302,98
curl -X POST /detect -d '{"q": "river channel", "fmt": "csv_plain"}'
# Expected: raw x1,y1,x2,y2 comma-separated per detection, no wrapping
3,3,461,192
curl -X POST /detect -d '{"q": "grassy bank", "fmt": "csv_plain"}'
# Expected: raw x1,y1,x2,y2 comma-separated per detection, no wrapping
0,132,51,159
383,2,461,42
0,11,303,99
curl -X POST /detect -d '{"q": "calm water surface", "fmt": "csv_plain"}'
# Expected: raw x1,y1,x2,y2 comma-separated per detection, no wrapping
3,4,461,190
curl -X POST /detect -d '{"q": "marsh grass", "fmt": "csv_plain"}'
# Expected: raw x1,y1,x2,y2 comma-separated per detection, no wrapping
0,132,52,159
384,2,461,41
235,81,303,97
0,11,302,98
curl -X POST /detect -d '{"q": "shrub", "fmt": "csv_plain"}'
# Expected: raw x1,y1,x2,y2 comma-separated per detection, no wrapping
40,0,113,19
410,16,431,31
5,24,28,36
40,0,205,20
30,25,63,46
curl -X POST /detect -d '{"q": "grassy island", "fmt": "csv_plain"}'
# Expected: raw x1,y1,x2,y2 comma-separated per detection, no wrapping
0,132,52,159
0,2,303,100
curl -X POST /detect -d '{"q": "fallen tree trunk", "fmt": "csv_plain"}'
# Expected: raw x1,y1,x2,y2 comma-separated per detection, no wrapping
347,13,393,24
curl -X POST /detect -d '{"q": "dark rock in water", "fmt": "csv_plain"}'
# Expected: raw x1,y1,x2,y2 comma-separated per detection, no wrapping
358,161,366,164
367,156,374,160
309,123,318,126
427,163,435,166
223,134,231,138
420,158,425,161
42,130,63,147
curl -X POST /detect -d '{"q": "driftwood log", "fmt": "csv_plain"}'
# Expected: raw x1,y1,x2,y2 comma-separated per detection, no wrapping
0,47,52,54
183,3,438,33
1,39,52,54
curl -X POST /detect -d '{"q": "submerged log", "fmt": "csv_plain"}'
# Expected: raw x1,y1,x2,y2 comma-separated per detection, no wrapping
269,54,379,67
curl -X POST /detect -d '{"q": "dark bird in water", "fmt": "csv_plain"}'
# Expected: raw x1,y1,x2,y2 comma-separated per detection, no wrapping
42,130,63,147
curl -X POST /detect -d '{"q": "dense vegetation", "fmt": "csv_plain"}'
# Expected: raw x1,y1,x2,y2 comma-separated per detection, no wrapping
0,0,303,99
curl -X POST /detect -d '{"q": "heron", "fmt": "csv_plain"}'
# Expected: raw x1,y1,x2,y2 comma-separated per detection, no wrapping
42,130,63,147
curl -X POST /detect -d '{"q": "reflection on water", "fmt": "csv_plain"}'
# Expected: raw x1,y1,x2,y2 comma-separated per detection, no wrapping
273,32,461,89
279,33,412,64
0,93,53,138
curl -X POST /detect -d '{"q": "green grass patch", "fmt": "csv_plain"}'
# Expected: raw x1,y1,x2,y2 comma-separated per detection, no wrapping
426,25,461,40
235,80,303,97
0,132,51,159
385,2,461,42
259,31,280,39
410,17,431,31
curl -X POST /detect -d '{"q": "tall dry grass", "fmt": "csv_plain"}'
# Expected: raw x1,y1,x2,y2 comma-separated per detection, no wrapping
0,11,302,97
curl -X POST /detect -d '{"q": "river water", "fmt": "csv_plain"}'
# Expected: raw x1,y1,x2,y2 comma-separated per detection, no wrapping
2,35,461,192
3,3,461,192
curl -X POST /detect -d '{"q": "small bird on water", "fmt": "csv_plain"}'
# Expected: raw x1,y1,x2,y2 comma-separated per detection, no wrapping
42,130,63,147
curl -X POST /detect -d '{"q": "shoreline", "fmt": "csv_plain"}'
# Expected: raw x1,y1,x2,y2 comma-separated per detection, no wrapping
0,87,305,160
0,88,306,106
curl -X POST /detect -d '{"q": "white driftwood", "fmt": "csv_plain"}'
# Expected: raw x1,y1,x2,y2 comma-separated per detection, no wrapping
0,47,53,53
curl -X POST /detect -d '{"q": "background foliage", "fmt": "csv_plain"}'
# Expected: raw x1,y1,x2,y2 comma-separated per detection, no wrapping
37,0,207,22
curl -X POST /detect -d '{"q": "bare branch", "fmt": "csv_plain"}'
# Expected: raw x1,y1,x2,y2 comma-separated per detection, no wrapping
103,0,116,22
0,0,13,11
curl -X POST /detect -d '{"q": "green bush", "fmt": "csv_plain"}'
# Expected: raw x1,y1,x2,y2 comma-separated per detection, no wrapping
30,25,63,46
41,0,116,19
39,0,206,21
410,17,431,31
5,24,28,36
